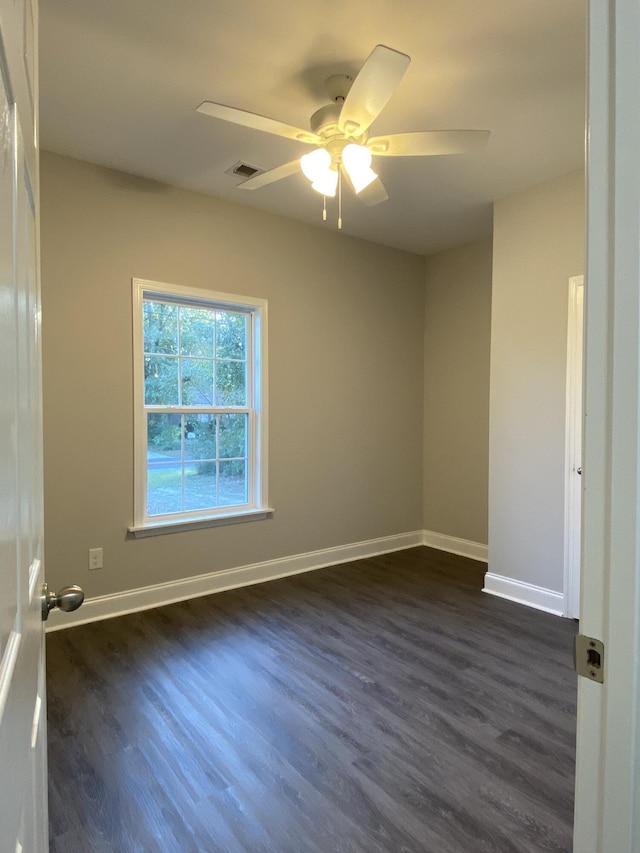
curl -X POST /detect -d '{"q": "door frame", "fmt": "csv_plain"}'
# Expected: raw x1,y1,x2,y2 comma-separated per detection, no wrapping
1,0,638,849
573,1,640,850
563,275,583,619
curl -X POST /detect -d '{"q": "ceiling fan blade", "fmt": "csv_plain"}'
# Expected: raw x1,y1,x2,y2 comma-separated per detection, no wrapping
338,45,410,137
367,130,490,157
237,159,300,190
197,101,320,145
357,176,389,207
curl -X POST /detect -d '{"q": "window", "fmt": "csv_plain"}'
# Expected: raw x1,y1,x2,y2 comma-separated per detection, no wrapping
131,279,269,535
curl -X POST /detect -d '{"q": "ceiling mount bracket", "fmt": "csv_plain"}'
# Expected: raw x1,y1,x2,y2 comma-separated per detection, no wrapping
325,74,353,103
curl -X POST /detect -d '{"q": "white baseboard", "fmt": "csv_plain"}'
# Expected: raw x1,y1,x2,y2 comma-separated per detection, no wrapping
422,530,488,563
46,530,424,632
482,572,565,616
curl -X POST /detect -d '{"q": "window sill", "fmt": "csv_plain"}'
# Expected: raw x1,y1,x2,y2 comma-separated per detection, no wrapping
128,507,275,538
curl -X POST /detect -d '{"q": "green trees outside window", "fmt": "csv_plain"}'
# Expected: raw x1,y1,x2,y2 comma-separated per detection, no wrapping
143,299,249,516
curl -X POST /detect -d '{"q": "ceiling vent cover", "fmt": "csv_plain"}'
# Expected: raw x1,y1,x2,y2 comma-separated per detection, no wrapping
227,161,262,179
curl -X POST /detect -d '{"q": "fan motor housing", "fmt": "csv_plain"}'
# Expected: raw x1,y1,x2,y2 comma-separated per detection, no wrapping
309,103,342,136
310,102,367,150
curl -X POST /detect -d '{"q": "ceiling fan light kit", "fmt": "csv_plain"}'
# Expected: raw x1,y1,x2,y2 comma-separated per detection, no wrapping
342,144,377,193
300,148,336,195
197,44,490,230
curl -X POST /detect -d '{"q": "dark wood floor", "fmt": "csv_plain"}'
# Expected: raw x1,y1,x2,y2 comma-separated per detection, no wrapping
47,547,578,853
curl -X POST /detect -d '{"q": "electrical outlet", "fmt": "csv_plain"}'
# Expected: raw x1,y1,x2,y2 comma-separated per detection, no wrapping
88,547,103,570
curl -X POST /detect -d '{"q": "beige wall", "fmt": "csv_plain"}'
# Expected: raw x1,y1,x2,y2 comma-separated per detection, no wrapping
423,238,492,544
489,170,585,592
40,152,425,598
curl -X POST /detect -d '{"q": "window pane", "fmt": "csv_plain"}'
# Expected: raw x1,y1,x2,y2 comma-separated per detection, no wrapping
215,360,246,406
147,465,182,515
216,311,247,360
219,413,247,458
147,413,181,462
179,306,214,358
184,463,217,511
181,357,214,405
137,285,264,526
144,301,178,354
218,460,247,507
144,356,179,405
185,414,217,460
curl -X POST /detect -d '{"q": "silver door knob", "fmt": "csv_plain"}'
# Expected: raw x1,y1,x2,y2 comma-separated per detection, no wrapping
41,583,84,621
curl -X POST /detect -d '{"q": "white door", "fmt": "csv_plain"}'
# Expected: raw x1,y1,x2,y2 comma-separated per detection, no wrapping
0,0,48,849
573,1,640,850
564,275,583,619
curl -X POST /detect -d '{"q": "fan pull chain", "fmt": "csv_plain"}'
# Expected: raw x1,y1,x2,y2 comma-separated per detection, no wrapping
323,195,327,221
338,169,343,230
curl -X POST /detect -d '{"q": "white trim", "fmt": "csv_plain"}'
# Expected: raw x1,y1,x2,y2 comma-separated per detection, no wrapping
482,572,565,616
133,279,268,313
132,278,145,523
128,506,275,537
563,275,584,619
573,2,640,850
574,3,610,848
131,278,269,531
421,530,488,562
46,530,424,631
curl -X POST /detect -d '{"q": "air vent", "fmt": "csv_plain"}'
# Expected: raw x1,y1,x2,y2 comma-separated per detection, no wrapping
226,161,262,179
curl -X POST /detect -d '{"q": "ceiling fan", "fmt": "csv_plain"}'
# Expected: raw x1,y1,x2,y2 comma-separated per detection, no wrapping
197,45,490,227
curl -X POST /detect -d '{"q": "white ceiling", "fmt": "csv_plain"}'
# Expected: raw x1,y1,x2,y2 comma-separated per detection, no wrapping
39,0,586,256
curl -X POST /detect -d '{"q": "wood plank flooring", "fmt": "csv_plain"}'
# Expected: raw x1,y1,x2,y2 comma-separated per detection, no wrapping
46,547,578,852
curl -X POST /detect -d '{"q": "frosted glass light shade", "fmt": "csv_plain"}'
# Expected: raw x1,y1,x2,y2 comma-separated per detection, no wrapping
300,148,337,197
312,169,338,197
342,143,377,193
301,148,331,181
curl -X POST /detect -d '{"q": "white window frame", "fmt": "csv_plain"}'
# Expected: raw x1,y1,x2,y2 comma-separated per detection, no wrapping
129,278,271,537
